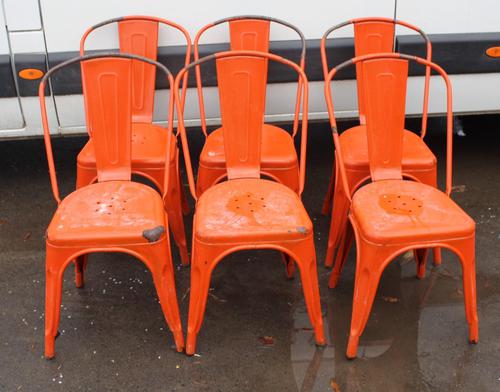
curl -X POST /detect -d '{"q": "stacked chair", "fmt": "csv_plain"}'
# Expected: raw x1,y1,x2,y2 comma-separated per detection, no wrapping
178,15,325,355
320,17,441,279
174,48,325,355
323,51,478,358
193,16,306,195
76,16,192,265
40,53,183,358
39,14,478,360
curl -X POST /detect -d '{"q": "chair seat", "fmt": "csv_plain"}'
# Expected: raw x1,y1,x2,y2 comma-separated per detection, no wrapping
47,181,166,246
340,125,436,170
77,123,177,169
351,180,475,244
194,179,312,242
199,124,298,169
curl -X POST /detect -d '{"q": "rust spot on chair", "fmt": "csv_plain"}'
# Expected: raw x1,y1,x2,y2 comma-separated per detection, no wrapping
142,226,165,242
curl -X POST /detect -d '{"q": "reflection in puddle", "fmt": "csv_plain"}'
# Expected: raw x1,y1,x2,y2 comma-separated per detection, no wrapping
356,339,393,359
291,304,335,392
288,254,494,391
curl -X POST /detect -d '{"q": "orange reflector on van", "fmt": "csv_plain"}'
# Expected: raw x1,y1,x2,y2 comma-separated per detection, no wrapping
485,47,500,58
18,68,44,80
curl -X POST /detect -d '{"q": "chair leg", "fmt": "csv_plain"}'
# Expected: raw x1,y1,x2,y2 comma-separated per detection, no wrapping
452,237,479,343
412,168,442,267
325,173,350,268
179,170,190,216
321,159,336,216
280,252,295,279
329,221,354,288
74,254,88,288
145,166,188,265
144,238,185,352
73,165,94,289
346,238,390,359
433,248,442,266
289,236,326,346
164,199,188,265
186,240,223,355
412,247,440,268
75,164,97,189
413,248,429,279
165,163,189,265
174,152,190,215
45,244,75,359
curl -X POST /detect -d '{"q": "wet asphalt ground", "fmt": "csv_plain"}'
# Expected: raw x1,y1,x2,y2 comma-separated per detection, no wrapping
0,116,499,391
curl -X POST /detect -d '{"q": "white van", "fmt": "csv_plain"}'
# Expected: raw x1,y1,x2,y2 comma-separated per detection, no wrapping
1,0,499,139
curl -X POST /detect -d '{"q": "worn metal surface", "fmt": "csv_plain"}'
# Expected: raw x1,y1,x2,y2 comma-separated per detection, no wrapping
0,117,499,391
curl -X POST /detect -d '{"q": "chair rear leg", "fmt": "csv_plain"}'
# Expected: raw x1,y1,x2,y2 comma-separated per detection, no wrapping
414,168,441,266
164,170,189,265
173,153,190,215
186,239,223,355
290,237,326,346
280,252,295,279
73,162,94,288
179,171,190,215
413,248,429,279
149,166,188,264
45,244,74,359
321,159,336,215
146,239,185,352
329,221,354,288
346,238,390,359
166,203,188,265
433,248,442,266
325,179,350,267
74,254,88,288
453,237,479,343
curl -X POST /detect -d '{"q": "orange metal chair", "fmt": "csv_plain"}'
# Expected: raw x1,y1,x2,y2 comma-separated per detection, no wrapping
174,50,326,355
77,16,192,264
320,18,441,268
193,16,306,195
324,53,478,358
39,53,184,359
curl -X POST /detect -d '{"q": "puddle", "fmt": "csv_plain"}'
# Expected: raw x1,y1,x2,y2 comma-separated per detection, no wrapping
288,253,498,392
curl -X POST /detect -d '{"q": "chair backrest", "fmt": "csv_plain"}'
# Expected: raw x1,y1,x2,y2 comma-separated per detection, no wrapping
228,19,270,52
80,15,191,124
39,53,175,204
321,17,432,135
82,57,134,182
216,55,268,180
194,16,306,137
324,53,454,201
174,50,309,200
361,57,408,182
